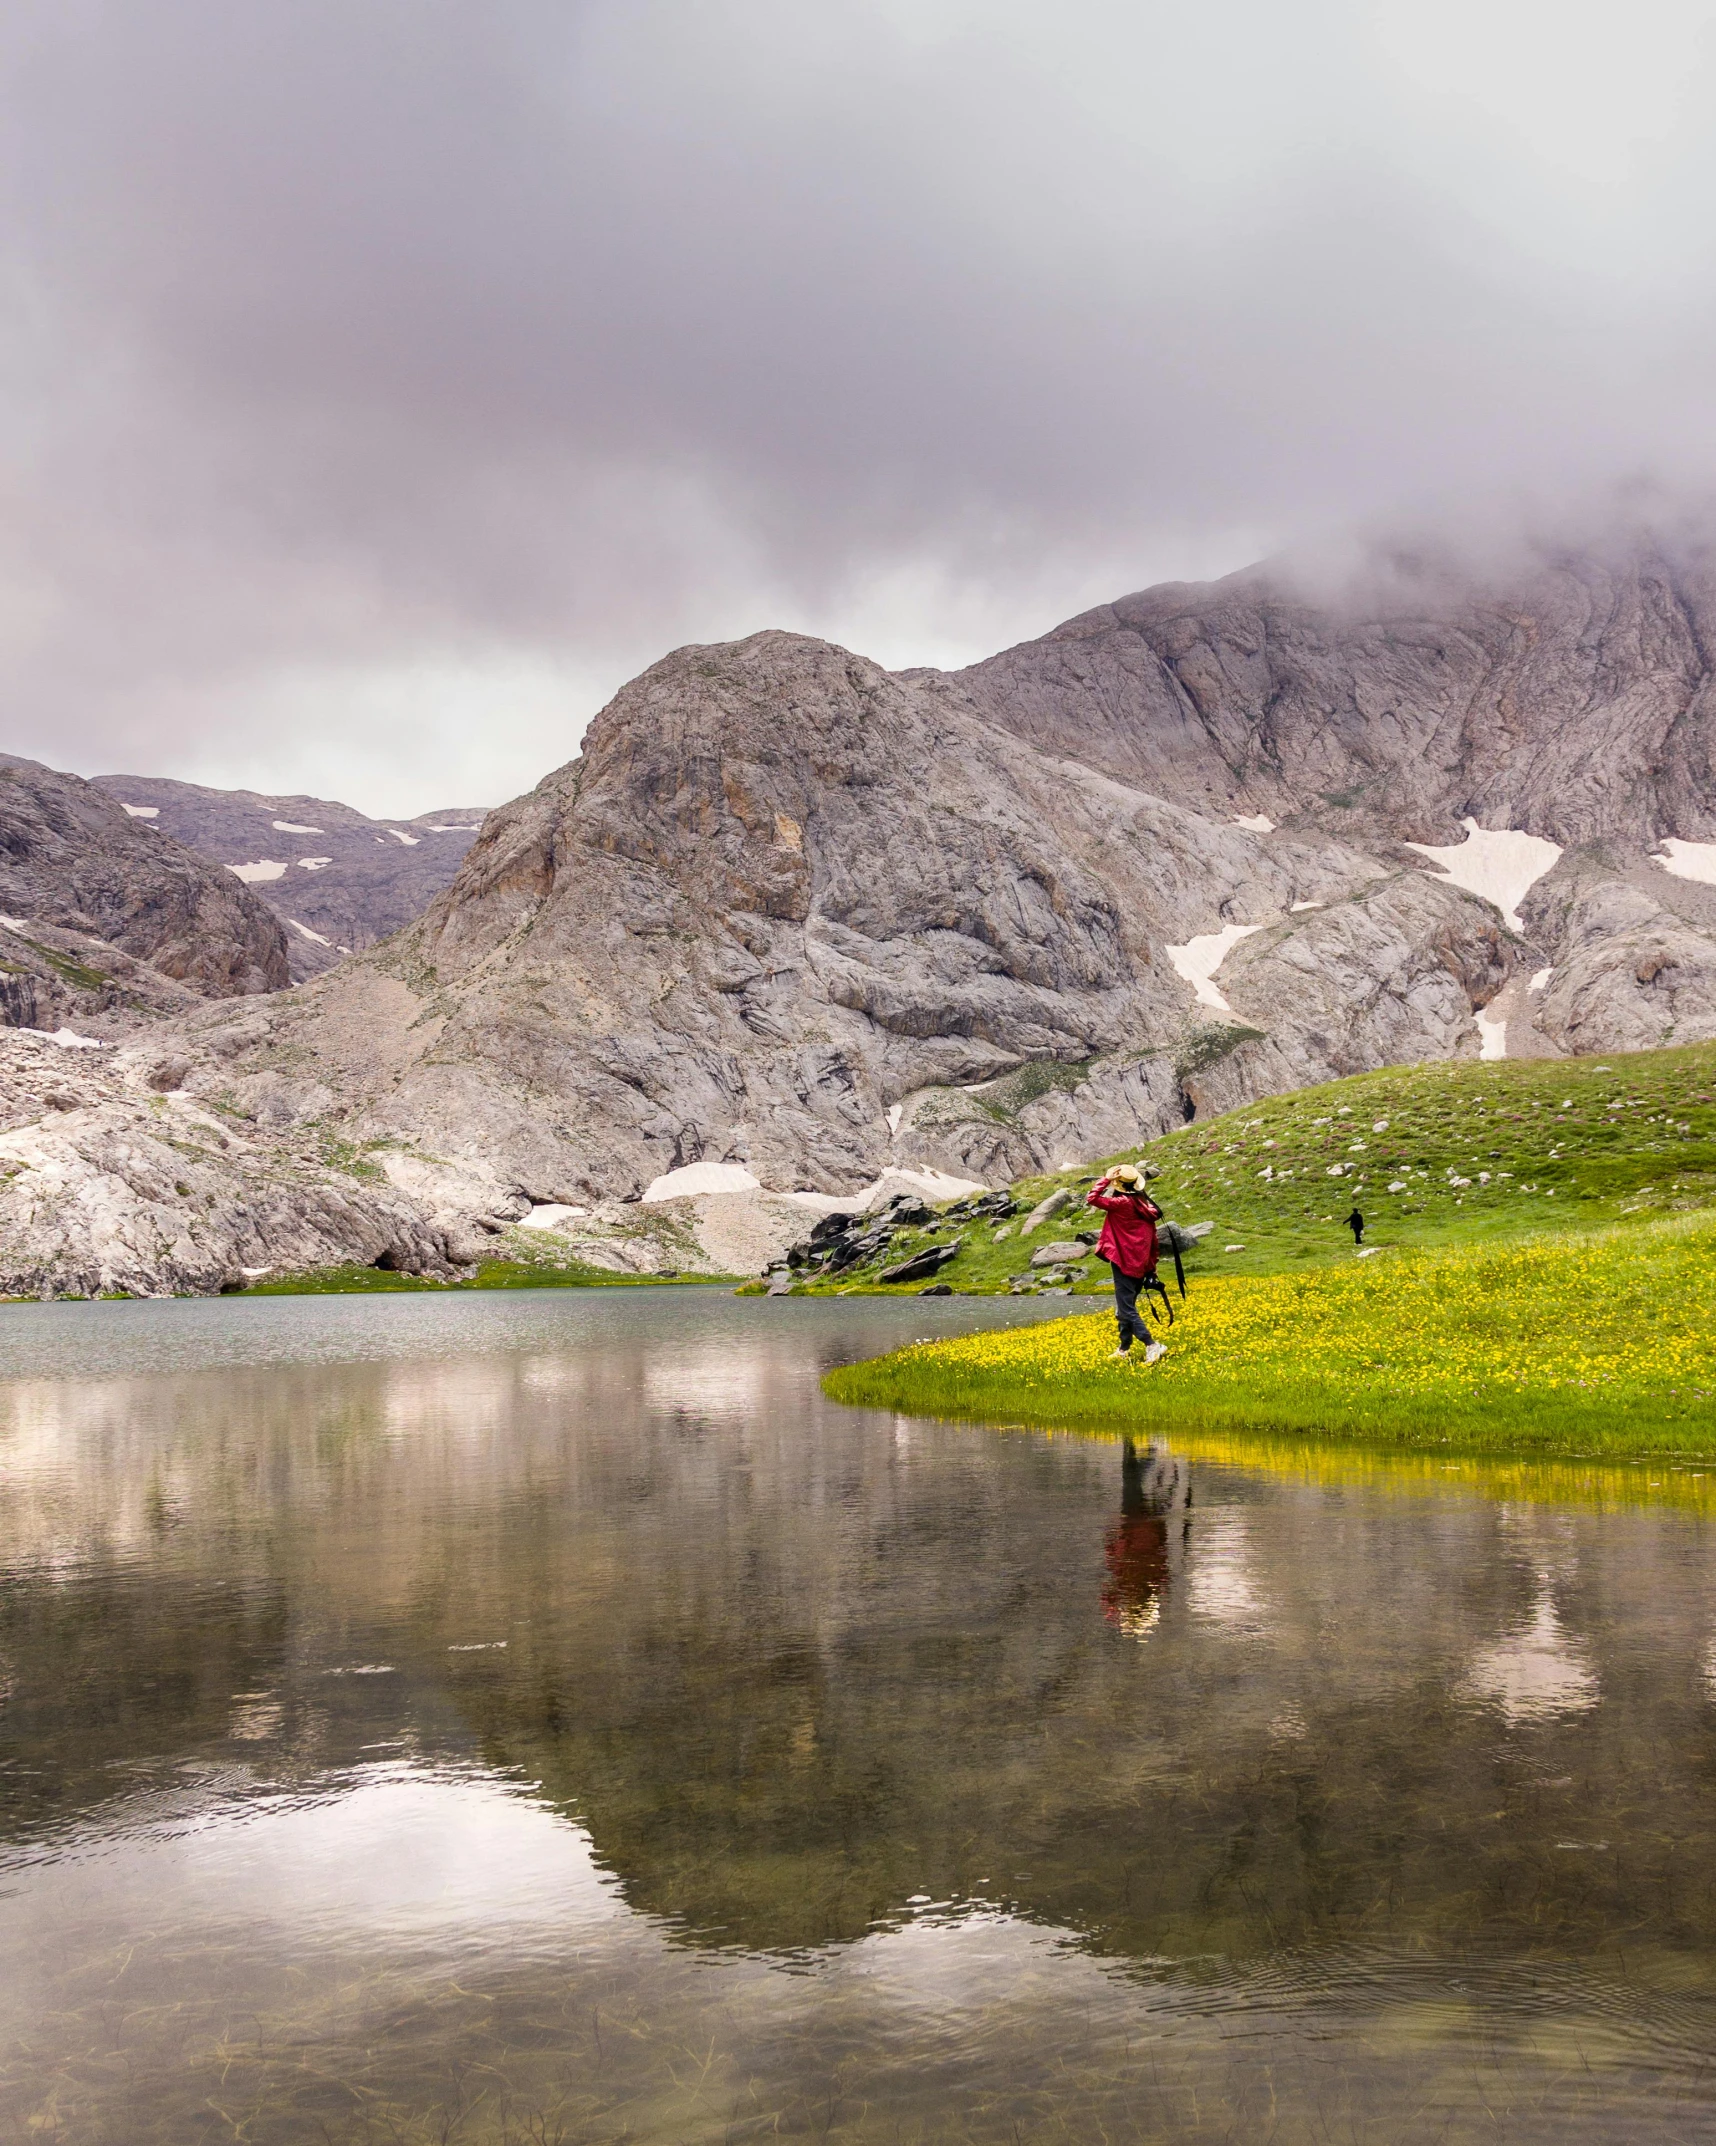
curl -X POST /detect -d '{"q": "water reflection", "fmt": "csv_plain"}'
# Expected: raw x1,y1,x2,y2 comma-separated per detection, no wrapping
1464,1578,1601,1725
1,1289,1715,2141
1101,1438,1188,1638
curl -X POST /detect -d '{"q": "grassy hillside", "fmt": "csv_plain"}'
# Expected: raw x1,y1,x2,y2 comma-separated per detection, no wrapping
824,1208,1716,1461
786,1039,1716,1298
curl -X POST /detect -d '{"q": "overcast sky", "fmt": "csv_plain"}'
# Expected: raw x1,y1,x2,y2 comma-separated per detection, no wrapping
2,0,1715,813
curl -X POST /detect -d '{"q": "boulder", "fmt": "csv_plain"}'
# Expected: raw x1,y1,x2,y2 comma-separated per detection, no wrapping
878,1240,964,1285
1020,1189,1075,1236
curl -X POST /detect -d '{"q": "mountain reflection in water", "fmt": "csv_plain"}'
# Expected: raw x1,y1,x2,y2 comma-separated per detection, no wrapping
1,1289,1715,2144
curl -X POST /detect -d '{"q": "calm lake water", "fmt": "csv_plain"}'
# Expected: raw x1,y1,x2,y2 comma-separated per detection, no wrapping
3,1287,1716,2143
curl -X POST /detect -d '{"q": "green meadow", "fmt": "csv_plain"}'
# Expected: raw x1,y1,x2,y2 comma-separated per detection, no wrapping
793,1038,1716,1299
820,1040,1716,1460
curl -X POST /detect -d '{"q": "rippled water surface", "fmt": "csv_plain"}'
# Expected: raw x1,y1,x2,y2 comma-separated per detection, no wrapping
3,1287,1716,2143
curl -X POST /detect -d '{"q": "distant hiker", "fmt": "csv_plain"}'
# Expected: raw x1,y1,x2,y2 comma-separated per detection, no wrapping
1347,1206,1365,1245
1088,1164,1167,1364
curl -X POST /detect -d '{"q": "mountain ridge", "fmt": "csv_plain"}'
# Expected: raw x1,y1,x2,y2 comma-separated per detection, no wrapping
90,775,491,979
5,532,1716,1294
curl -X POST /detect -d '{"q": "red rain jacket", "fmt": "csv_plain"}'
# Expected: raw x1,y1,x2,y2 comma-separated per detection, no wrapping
1086,1185,1161,1279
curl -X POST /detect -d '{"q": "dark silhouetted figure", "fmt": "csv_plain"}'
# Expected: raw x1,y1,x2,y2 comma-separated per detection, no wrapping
1102,1438,1187,1636
1347,1206,1365,1245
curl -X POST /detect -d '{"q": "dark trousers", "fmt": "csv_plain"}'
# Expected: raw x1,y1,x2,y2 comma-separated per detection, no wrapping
1112,1268,1154,1350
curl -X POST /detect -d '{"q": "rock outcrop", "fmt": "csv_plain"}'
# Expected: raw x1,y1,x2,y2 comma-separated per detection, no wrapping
0,756,290,1032
91,776,490,980
954,540,1716,848
0,1027,465,1298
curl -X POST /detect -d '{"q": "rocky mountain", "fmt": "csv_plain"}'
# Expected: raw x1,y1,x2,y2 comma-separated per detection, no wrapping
956,546,1716,847
0,754,289,1034
8,533,1716,1293
91,776,490,980
0,1027,465,1298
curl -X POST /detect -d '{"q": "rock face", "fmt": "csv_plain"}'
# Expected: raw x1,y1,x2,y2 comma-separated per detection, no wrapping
955,541,1716,848
0,756,290,1031
91,776,490,980
953,539,1716,1065
0,1028,465,1298
184,630,1510,1227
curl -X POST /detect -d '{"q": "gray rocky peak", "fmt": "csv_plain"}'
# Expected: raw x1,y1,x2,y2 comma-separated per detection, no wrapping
956,540,1716,848
0,755,289,1033
91,775,491,980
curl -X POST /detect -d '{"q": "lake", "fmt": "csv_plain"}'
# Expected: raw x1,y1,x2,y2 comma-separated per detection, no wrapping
1,1287,1714,2143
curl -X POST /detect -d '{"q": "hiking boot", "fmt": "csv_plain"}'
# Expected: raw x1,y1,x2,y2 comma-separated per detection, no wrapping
1142,1341,1167,1365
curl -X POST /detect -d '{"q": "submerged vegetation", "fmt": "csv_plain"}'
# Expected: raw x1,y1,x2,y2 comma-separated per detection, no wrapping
824,1209,1716,1459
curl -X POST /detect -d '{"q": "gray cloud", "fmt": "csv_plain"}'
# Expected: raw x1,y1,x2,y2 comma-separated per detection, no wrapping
2,0,1716,809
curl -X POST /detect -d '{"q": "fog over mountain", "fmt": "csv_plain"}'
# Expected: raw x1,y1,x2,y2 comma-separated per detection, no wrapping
3,1,1716,807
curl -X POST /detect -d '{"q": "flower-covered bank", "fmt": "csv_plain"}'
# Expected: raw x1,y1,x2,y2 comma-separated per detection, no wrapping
823,1213,1716,1461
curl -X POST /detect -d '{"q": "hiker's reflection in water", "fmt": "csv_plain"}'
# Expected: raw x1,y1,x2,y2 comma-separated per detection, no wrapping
1102,1439,1191,1638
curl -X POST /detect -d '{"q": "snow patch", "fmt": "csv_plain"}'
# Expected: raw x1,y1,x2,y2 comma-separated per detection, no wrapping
1232,813,1274,833
271,819,323,834
886,1103,903,1136
1654,837,1716,886
1289,900,1322,912
296,857,333,871
1165,923,1265,1012
385,828,420,846
642,1161,762,1202
781,1166,989,1215
425,823,481,833
228,860,289,883
32,1027,105,1049
1404,819,1561,932
286,918,331,946
518,1202,591,1231
1476,1009,1507,1061
0,917,27,931
120,802,158,819
1529,967,1552,993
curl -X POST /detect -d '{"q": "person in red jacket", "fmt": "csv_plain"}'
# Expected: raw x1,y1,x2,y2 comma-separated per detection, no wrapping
1087,1163,1167,1364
